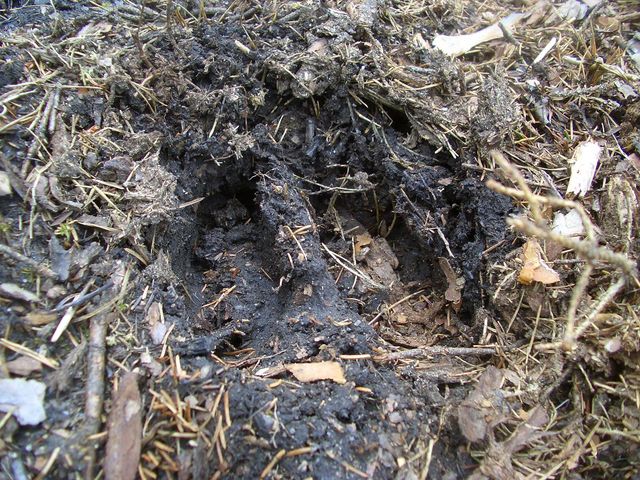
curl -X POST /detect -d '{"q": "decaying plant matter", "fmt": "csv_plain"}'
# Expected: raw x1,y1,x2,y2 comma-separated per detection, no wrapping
0,0,639,478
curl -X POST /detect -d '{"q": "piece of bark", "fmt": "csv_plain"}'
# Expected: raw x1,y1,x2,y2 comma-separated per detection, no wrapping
84,313,110,479
104,372,142,480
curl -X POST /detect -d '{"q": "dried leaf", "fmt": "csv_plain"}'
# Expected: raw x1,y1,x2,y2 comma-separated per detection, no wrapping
284,361,346,384
105,372,142,480
439,257,464,308
24,311,57,326
566,141,601,197
457,366,507,442
0,378,46,425
6,356,43,376
518,240,560,285
0,283,39,302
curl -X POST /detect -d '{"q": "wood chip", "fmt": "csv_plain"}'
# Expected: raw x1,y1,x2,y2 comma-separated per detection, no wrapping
518,239,560,285
105,372,142,480
284,361,346,384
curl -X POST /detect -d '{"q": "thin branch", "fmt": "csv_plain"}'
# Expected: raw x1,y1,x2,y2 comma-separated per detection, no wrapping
0,243,60,280
375,345,499,361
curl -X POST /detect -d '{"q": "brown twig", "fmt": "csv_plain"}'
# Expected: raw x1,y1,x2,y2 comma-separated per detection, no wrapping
0,243,60,280
83,312,111,479
487,150,638,354
375,345,499,361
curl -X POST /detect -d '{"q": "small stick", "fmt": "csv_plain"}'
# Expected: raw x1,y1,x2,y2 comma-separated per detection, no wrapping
0,243,60,280
23,87,60,177
375,345,499,361
84,312,110,480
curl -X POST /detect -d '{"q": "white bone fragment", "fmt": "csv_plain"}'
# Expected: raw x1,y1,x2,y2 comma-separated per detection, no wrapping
552,209,585,237
566,141,601,197
433,13,524,57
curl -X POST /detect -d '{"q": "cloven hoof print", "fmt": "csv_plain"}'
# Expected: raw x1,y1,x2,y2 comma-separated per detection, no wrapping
0,1,639,479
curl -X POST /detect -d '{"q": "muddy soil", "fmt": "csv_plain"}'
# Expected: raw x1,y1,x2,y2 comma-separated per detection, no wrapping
2,1,638,479
131,25,513,477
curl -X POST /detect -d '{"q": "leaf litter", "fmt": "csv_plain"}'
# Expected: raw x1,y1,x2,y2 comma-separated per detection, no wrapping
0,0,639,478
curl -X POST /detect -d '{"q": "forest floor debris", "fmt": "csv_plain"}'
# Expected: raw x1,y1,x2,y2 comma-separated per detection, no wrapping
0,0,639,478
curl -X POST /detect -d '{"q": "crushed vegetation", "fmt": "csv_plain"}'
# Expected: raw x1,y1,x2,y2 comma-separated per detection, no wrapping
0,0,639,478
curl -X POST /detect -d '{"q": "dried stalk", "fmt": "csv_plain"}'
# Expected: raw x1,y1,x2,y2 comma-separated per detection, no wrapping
375,345,499,361
487,150,638,351
83,312,110,479
0,243,60,280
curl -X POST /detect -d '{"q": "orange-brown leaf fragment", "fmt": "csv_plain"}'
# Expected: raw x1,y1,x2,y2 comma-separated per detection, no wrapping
518,239,560,285
439,257,464,308
105,372,142,480
285,361,346,384
354,232,372,257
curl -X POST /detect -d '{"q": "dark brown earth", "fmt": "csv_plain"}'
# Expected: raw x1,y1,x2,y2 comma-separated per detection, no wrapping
1,1,639,479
